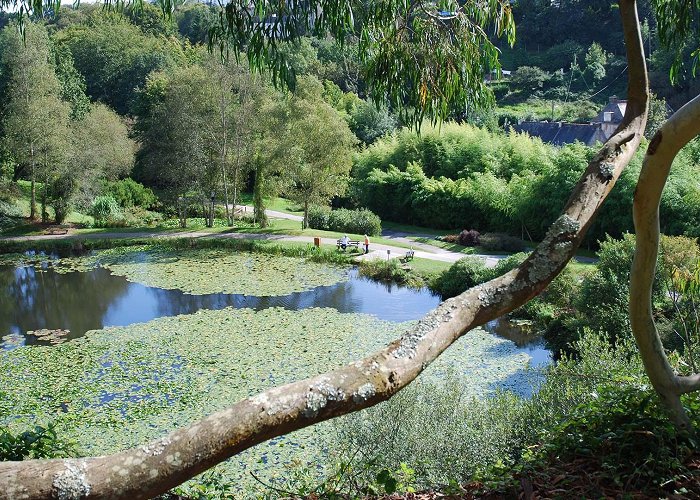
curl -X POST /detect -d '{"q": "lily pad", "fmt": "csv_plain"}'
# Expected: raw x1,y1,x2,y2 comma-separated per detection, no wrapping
2,246,349,296
0,306,534,495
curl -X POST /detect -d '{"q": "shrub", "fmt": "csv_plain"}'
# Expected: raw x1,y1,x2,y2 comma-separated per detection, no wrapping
308,206,382,236
315,331,646,495
106,178,158,209
0,199,23,231
441,234,460,243
90,195,121,224
359,258,425,288
431,256,489,298
307,205,331,231
458,229,480,247
0,424,77,461
479,233,526,252
487,252,529,280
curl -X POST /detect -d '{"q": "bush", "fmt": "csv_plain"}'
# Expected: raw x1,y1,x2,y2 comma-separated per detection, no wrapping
487,252,529,279
0,199,23,231
90,195,121,224
431,256,489,298
312,331,647,495
359,258,425,288
308,206,382,236
458,229,480,247
479,233,526,253
307,205,331,230
106,178,158,209
440,234,460,243
0,424,77,461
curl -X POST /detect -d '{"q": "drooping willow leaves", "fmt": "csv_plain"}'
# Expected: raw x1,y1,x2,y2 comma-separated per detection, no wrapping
652,0,700,81
209,0,516,128
0,0,514,128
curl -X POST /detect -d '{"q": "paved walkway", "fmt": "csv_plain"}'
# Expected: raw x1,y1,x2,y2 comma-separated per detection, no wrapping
0,209,595,268
1,229,496,266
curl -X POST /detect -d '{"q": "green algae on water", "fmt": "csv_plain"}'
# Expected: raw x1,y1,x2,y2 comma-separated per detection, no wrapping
0,307,533,494
2,245,349,296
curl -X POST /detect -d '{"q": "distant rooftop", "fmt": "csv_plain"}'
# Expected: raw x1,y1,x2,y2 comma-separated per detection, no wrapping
512,121,607,147
592,96,627,124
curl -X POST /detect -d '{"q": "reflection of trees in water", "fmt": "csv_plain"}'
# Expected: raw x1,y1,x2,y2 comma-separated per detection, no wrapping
151,279,364,317
1,266,131,343
1,263,438,347
151,290,239,317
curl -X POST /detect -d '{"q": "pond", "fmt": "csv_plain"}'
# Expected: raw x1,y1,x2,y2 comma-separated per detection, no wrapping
0,247,551,494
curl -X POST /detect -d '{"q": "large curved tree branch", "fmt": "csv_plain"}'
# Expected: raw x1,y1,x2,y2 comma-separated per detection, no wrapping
630,93,700,430
0,1,648,498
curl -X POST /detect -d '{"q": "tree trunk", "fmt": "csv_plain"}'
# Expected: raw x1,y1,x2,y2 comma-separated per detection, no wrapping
29,175,36,221
232,134,243,222
41,177,48,224
220,85,233,226
303,200,309,229
253,161,267,228
630,93,700,430
0,1,649,497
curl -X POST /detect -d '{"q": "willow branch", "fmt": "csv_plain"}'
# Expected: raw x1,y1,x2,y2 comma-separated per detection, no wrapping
0,1,648,498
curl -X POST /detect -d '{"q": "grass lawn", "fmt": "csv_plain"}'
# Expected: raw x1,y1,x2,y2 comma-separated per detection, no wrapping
235,194,304,216
382,220,457,237
241,218,417,249
411,236,523,256
406,257,452,276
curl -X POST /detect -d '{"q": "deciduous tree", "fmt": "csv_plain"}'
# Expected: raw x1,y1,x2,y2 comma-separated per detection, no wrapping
0,22,70,221
283,77,357,227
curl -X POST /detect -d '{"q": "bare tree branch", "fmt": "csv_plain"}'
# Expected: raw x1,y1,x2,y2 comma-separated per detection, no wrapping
0,0,649,498
630,93,700,428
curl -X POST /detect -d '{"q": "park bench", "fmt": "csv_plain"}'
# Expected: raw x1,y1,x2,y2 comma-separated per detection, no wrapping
336,239,360,250
401,249,415,262
44,225,69,235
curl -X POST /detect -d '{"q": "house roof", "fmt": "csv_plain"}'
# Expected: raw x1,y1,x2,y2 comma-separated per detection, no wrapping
592,97,627,124
513,122,607,147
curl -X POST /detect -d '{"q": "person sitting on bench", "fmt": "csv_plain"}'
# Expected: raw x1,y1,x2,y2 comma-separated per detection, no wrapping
339,234,350,250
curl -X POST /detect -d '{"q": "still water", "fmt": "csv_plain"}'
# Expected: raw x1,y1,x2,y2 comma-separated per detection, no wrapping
0,259,551,366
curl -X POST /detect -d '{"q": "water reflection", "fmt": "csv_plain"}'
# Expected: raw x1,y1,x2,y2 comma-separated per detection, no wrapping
0,265,442,345
1,262,553,373
484,318,551,369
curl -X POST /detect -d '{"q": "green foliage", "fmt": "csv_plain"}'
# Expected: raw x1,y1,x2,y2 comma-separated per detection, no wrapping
431,252,529,298
280,76,357,227
53,44,90,120
359,259,425,288
1,22,71,221
55,12,187,114
307,206,382,236
509,66,550,91
176,3,217,45
543,234,700,357
353,123,700,244
0,424,77,461
431,257,490,298
213,0,515,129
106,178,157,209
307,331,645,494
90,195,121,224
479,233,527,252
584,42,608,82
68,103,135,210
487,386,700,497
349,100,398,144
